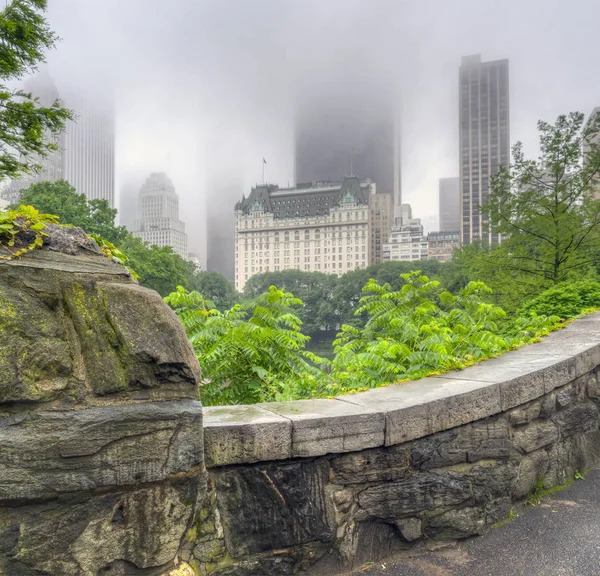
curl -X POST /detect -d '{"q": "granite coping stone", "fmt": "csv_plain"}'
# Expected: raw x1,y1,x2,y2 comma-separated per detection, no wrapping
202,313,600,466
203,405,292,467
259,398,386,458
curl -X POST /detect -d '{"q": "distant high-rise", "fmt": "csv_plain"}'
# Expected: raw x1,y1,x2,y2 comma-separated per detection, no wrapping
294,80,401,212
62,95,115,206
0,71,115,206
459,55,510,245
207,183,240,281
439,177,460,232
133,172,188,259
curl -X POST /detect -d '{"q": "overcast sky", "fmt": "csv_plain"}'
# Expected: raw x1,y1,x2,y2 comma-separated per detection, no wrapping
42,0,600,263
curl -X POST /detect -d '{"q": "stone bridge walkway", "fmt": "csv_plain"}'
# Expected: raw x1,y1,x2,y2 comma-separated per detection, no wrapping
351,468,600,576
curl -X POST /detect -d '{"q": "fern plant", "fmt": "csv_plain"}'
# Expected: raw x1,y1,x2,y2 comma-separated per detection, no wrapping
0,204,59,260
165,285,327,405
328,272,512,392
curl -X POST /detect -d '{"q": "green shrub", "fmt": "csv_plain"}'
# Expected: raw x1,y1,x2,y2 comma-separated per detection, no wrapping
519,280,600,320
165,286,326,405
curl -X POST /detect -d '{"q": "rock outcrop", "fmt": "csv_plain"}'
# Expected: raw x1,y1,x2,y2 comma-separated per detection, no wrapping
0,226,205,575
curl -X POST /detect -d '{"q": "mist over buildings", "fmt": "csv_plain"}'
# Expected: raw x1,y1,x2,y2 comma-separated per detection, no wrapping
35,0,600,272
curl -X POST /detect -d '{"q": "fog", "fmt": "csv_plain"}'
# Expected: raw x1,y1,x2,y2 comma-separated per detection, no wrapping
41,0,600,270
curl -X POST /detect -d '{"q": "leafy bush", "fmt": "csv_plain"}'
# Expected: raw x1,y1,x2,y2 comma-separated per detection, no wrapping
0,204,58,260
167,271,568,405
328,272,511,392
165,286,326,405
519,280,600,320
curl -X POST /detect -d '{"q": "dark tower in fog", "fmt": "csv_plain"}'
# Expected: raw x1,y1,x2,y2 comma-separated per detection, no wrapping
294,80,401,211
459,55,509,245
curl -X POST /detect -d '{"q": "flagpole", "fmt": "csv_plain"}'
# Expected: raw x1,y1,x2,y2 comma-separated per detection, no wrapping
262,160,265,184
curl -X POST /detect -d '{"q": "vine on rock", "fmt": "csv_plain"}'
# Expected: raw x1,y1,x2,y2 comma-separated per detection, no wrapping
0,204,59,260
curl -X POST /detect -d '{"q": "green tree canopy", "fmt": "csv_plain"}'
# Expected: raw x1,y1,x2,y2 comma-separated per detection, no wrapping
487,112,600,285
185,269,238,311
0,0,72,180
18,179,128,243
119,234,189,297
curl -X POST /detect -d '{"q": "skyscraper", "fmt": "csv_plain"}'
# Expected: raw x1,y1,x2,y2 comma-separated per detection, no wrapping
459,55,510,245
439,177,460,232
62,94,115,205
0,71,115,207
294,80,401,211
133,172,188,259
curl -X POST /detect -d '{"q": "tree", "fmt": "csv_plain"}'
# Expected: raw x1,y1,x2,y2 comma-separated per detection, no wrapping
487,112,600,285
185,269,238,310
0,0,72,180
18,179,128,243
119,235,189,297
244,270,338,333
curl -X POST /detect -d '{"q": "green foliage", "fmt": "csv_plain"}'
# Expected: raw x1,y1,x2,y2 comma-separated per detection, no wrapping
0,203,57,259
120,234,189,297
186,269,238,311
0,0,72,180
519,280,600,321
165,286,325,405
167,270,570,405
328,272,511,392
487,112,600,285
18,180,128,244
88,233,139,279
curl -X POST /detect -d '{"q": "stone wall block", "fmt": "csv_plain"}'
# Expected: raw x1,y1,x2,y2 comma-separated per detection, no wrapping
553,402,599,438
331,445,411,484
212,459,334,557
513,449,550,499
513,420,559,453
203,405,292,467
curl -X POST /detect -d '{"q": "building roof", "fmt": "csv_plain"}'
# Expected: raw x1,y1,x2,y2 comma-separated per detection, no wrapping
235,176,371,218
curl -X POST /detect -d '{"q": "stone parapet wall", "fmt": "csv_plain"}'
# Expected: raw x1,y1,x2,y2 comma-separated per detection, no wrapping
189,314,600,575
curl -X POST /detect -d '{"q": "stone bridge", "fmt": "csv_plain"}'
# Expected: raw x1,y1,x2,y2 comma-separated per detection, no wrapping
1,227,599,575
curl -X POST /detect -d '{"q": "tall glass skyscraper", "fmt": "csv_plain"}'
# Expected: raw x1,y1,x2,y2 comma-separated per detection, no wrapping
0,71,115,207
459,55,510,245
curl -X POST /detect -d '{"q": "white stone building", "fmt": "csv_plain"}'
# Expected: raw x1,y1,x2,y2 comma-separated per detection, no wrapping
383,204,429,262
133,172,188,259
234,177,385,291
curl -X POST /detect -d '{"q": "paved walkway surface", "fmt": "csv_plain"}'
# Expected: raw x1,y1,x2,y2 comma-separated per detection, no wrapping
351,469,600,576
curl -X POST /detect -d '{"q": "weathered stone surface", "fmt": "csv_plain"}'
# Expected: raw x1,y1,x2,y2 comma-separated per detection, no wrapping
513,420,559,453
340,377,501,446
425,506,486,539
411,418,510,470
0,400,204,501
261,399,384,457
506,400,541,426
513,449,549,499
1,476,202,575
553,402,599,437
203,405,291,467
0,228,205,576
213,459,334,557
332,445,411,484
394,517,422,542
338,521,400,568
357,472,472,519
